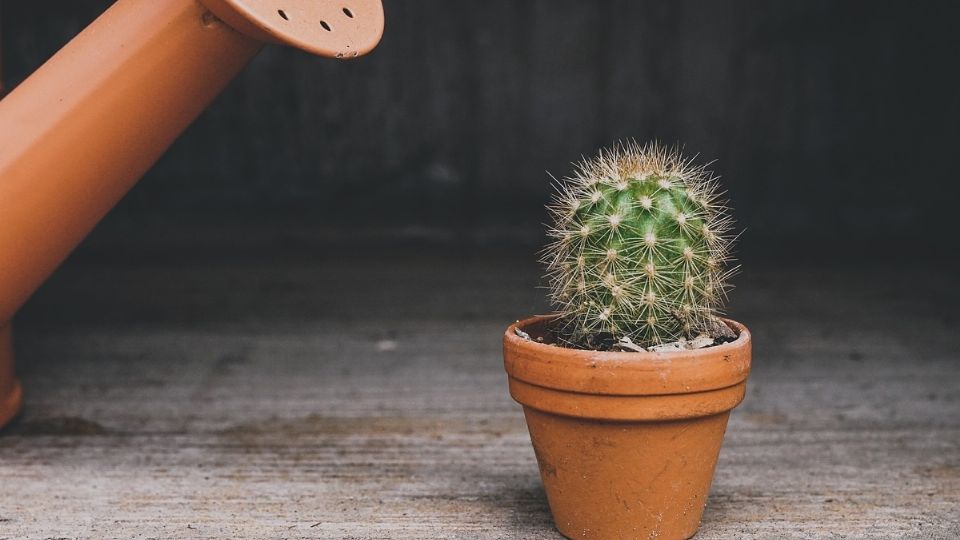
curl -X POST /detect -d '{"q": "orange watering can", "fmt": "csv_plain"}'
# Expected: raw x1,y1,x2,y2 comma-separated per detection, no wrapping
0,0,386,427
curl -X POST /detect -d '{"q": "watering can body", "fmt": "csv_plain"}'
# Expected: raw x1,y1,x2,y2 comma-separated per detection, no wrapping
0,0,384,427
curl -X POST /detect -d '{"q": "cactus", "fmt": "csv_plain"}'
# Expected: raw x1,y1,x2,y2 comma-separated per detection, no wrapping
544,141,737,348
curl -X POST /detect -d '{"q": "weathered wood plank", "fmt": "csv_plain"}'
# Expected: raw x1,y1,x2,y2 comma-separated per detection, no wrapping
1,249,957,538
5,1,959,248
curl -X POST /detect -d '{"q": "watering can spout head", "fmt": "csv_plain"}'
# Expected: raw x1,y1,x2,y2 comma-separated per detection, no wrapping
202,0,385,58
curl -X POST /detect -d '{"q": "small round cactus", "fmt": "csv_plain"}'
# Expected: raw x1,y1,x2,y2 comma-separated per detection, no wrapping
544,141,737,348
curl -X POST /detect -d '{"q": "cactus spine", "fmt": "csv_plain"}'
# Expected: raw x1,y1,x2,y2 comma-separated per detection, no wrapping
544,141,736,348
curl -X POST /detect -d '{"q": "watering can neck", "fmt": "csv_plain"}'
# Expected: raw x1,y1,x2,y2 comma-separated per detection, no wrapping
0,0,384,324
0,0,384,429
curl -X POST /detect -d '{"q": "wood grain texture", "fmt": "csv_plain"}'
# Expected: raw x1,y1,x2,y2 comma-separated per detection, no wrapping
1,246,958,539
3,1,960,248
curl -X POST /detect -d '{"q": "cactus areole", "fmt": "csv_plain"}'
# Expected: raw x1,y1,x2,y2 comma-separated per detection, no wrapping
544,141,737,348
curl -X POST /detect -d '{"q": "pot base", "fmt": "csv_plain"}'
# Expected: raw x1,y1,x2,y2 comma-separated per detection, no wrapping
0,325,22,429
524,406,729,540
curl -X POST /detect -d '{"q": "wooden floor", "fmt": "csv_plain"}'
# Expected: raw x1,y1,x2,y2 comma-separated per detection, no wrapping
1,243,958,539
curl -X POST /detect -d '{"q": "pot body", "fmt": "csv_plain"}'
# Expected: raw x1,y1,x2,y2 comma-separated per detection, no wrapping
503,315,752,540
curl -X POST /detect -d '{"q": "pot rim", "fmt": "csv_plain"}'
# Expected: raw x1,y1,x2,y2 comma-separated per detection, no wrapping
506,313,749,360
503,314,751,397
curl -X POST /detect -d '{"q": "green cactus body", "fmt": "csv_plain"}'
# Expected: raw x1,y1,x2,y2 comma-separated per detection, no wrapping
545,142,735,348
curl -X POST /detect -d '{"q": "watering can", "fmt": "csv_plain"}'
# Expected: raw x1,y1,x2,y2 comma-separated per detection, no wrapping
0,0,386,427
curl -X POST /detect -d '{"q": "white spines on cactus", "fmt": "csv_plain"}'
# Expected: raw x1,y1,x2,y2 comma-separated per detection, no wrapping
543,140,737,348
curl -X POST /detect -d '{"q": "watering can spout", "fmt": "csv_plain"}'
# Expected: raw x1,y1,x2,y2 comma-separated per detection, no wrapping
0,0,385,427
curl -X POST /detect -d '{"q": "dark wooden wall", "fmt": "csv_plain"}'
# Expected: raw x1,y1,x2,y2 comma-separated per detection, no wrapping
3,1,959,254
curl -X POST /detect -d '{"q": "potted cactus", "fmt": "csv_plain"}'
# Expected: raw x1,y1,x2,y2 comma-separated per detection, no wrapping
503,141,751,540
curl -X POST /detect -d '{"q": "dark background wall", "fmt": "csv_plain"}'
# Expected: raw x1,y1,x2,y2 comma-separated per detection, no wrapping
3,0,959,258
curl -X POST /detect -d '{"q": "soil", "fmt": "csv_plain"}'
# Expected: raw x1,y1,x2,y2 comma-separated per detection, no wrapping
516,315,739,353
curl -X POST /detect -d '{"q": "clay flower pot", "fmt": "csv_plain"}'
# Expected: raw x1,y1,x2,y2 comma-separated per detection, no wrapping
503,315,752,540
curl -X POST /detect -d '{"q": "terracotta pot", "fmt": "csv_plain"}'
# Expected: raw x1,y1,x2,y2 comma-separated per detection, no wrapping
503,315,751,540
